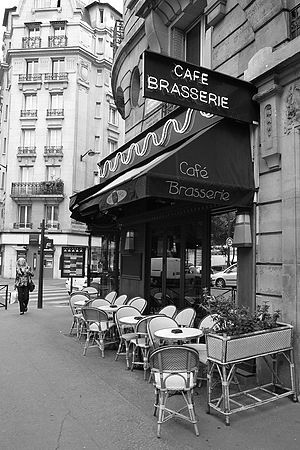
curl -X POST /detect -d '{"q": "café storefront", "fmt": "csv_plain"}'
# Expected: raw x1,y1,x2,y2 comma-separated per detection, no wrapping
70,52,258,311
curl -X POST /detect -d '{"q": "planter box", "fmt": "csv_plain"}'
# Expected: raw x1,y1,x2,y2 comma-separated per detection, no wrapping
206,322,293,364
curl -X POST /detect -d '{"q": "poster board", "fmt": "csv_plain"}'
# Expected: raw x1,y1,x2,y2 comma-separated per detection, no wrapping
61,246,86,278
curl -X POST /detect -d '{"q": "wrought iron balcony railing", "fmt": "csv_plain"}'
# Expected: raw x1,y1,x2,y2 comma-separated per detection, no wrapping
46,109,64,116
48,35,67,47
44,73,68,81
11,181,64,197
22,37,41,48
45,221,60,230
19,74,42,82
290,4,300,39
20,110,37,117
44,146,63,156
17,146,37,156
13,222,33,229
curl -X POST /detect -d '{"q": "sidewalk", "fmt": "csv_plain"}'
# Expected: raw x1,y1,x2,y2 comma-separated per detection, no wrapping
0,303,299,450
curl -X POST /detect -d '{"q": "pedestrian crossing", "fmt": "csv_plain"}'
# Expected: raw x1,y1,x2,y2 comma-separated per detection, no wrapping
29,287,70,306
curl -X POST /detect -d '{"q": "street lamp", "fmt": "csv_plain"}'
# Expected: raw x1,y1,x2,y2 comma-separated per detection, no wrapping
80,150,101,161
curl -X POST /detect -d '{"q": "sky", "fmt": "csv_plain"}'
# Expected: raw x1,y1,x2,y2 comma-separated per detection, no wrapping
0,1,124,34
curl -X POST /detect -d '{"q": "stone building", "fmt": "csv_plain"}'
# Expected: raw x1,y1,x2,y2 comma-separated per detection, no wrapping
71,0,300,386
0,0,124,279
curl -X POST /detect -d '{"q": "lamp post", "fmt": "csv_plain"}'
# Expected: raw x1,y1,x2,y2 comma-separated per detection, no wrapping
38,219,45,309
80,150,101,161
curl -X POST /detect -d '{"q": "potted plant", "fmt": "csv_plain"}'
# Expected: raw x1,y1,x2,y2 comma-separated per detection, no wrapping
202,292,293,364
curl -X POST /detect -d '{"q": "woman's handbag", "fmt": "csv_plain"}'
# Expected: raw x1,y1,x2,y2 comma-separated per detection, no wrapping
28,280,35,292
10,289,18,304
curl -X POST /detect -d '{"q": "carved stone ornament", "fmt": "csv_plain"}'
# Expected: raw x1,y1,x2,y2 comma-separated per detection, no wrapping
264,104,272,138
284,84,300,134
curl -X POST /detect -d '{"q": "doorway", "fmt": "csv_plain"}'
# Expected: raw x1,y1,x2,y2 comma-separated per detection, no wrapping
148,216,209,312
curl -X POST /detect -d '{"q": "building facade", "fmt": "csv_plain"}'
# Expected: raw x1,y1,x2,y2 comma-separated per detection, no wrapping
0,0,124,279
71,0,300,385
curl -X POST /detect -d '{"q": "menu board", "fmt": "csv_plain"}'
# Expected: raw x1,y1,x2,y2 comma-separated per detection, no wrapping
61,246,86,278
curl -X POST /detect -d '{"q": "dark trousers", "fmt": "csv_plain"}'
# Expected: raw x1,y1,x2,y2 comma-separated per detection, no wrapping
17,286,30,313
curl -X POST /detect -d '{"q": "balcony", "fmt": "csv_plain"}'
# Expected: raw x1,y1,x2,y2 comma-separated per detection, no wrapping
11,181,64,201
13,222,33,229
45,221,60,230
48,35,67,47
46,109,64,117
44,146,63,162
19,74,42,82
44,73,68,81
20,109,37,118
22,37,41,48
17,146,37,162
290,4,300,39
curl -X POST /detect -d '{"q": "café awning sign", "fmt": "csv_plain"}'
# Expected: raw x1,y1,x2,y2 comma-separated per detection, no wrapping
143,51,258,124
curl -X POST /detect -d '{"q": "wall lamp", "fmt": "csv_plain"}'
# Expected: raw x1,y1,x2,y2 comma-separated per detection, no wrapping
124,230,135,251
233,212,252,247
80,150,101,161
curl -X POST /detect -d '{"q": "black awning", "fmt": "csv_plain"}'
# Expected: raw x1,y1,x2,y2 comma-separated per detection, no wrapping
71,119,254,223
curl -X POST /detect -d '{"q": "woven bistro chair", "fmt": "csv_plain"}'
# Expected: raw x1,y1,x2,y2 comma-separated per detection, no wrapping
128,297,147,313
112,294,128,306
87,298,111,308
130,315,162,379
82,286,98,297
105,291,117,303
114,305,140,368
81,306,117,358
68,293,89,337
174,307,196,327
147,316,178,348
158,305,177,318
149,345,200,438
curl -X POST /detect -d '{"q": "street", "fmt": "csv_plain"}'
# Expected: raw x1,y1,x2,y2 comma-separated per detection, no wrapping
1,299,300,450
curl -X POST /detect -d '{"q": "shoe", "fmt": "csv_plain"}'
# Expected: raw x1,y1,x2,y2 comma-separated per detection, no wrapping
20,312,24,315
24,307,28,312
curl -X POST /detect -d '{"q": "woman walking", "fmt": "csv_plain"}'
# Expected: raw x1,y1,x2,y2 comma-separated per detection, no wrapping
15,257,34,315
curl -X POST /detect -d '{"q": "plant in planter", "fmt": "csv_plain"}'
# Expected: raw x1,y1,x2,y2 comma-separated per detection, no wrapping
201,290,293,364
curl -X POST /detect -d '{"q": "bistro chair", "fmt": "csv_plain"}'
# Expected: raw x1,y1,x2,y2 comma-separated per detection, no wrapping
105,291,117,303
158,305,177,318
82,286,98,297
130,315,162,379
112,294,128,306
147,316,178,348
174,307,196,327
115,305,140,368
81,306,117,358
184,314,218,385
128,297,147,313
68,295,85,337
149,345,199,438
87,298,111,308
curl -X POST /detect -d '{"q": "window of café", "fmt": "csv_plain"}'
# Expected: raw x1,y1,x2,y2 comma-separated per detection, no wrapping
149,218,206,312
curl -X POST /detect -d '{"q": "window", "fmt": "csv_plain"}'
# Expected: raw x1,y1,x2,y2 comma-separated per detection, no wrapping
4,105,8,121
21,129,35,148
3,138,6,154
46,165,61,181
52,58,65,74
20,166,33,182
18,205,32,228
96,69,102,86
24,94,37,111
99,9,104,23
45,204,59,229
35,0,59,8
97,37,104,54
28,25,40,38
53,24,65,36
95,102,101,117
1,172,5,190
130,67,140,107
185,18,207,66
50,93,63,110
94,136,100,151
26,60,39,76
109,105,118,125
108,139,117,154
48,128,62,147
